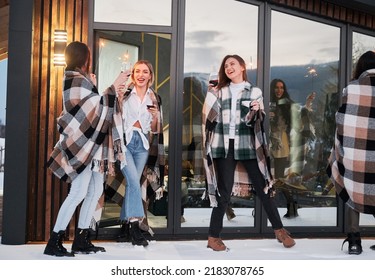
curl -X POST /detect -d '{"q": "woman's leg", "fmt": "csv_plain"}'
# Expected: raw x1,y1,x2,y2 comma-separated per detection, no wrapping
208,140,237,238
346,206,360,233
77,170,104,229
242,159,295,248
120,132,149,221
242,159,283,230
53,166,92,232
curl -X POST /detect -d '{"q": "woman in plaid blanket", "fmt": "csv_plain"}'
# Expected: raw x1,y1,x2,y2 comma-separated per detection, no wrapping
116,60,162,247
328,50,375,255
269,78,315,219
202,54,295,251
44,42,129,257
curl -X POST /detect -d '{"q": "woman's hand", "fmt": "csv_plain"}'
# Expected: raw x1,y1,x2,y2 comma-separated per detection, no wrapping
147,105,159,118
89,73,97,86
112,70,131,92
305,92,316,111
116,84,127,103
149,105,160,133
251,100,260,111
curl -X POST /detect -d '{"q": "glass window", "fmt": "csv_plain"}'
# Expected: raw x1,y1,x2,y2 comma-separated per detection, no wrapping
269,11,340,226
94,0,172,26
182,0,259,228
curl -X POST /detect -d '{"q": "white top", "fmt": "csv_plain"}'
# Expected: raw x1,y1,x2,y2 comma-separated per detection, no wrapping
122,88,153,150
229,81,245,139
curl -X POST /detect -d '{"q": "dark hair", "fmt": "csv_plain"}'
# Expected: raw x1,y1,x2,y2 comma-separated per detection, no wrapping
352,50,375,80
269,78,293,133
217,54,248,89
64,41,91,74
270,78,292,103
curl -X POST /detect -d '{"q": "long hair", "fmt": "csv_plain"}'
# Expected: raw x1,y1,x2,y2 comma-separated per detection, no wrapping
270,78,293,133
352,50,375,80
131,60,155,88
217,54,248,90
64,41,91,74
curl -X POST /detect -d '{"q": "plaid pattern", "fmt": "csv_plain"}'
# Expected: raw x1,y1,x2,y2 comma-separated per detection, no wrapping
202,82,274,207
328,69,375,214
47,70,124,183
105,89,165,210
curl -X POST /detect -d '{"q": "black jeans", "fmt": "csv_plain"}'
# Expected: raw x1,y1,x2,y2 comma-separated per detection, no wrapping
208,140,283,238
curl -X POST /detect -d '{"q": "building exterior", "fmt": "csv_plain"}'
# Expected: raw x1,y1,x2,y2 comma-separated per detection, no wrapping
1,0,375,245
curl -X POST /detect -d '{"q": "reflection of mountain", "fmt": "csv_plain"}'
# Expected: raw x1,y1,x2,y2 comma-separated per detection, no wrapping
269,61,339,104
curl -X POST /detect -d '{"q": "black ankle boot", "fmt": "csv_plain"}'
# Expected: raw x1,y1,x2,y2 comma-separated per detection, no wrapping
129,221,149,246
71,228,106,254
44,231,74,257
342,232,362,255
117,223,131,243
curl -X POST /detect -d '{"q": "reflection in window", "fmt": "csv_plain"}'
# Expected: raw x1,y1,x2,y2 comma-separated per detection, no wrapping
352,32,375,72
270,11,340,226
182,0,258,228
94,0,172,26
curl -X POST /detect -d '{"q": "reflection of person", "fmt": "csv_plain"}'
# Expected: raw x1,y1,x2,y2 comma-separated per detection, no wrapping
45,41,129,257
116,60,163,247
202,54,295,251
328,50,375,255
269,78,315,218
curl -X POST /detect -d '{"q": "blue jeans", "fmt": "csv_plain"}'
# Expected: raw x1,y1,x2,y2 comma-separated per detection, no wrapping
53,165,104,231
120,131,149,221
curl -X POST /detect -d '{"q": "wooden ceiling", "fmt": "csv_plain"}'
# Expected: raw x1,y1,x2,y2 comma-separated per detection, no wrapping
0,0,9,60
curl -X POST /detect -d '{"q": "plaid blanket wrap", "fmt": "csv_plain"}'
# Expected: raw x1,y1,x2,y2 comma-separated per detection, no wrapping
47,70,124,183
105,89,166,218
328,69,375,214
202,85,274,207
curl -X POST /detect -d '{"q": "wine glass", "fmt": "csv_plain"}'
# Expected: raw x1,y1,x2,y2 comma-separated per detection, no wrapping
121,61,132,75
208,72,218,88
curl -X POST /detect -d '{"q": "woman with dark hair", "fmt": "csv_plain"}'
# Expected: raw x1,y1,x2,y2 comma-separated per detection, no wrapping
202,54,295,251
269,79,293,180
269,78,315,218
45,41,129,257
328,50,375,255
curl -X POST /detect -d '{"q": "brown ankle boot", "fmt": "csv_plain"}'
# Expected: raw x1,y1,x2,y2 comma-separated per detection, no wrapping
207,237,228,251
274,228,296,248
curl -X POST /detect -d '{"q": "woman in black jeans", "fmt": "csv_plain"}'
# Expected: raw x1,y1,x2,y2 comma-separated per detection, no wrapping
202,54,296,251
